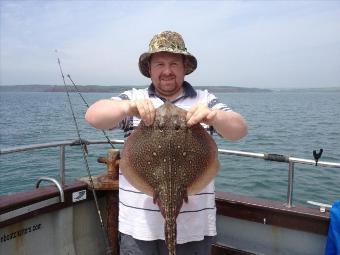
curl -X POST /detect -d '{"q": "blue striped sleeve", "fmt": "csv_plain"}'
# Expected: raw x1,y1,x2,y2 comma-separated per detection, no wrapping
207,94,231,112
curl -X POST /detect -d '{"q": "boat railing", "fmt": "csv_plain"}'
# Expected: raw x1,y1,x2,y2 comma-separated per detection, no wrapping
36,177,65,203
1,139,340,208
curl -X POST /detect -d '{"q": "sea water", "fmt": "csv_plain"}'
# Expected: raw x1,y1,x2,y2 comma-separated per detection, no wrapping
0,90,339,206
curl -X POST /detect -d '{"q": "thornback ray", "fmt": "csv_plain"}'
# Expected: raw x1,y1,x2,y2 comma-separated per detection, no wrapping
120,102,219,255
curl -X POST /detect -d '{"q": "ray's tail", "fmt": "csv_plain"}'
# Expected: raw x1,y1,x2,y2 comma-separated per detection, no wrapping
165,217,177,255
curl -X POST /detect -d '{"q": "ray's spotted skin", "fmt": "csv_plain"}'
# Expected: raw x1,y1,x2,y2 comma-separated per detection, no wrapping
120,102,219,255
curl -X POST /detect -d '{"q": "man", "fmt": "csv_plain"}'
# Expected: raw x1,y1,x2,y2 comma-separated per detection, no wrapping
85,31,248,255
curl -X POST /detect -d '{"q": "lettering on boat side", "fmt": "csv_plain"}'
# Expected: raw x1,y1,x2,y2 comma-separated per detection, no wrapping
72,190,87,202
0,223,42,244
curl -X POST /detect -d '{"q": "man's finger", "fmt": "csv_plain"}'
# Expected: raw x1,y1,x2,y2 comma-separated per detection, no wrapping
146,99,155,125
186,103,199,122
136,99,155,126
187,110,208,126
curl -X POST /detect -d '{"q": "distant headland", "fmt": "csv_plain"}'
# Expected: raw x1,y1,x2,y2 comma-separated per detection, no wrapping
0,85,271,93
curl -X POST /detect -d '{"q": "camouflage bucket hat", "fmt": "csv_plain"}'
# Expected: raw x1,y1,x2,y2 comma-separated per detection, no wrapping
139,31,197,78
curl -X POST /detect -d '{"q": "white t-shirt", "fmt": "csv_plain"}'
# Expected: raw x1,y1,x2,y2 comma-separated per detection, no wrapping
112,82,231,244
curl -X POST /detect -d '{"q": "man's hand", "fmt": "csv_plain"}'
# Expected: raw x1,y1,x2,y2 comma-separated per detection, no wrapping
186,102,248,141
186,102,217,127
128,99,156,126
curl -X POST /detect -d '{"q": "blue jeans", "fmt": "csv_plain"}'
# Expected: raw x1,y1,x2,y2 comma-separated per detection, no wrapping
119,232,215,255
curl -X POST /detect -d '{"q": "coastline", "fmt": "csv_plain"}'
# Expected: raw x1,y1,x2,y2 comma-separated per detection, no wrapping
2,85,340,94
0,84,272,93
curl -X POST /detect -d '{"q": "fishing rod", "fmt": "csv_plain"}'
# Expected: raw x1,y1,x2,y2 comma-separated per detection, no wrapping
66,74,117,150
56,53,113,255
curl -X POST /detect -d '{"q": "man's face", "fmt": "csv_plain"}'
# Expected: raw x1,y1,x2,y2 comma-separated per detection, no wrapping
149,52,186,100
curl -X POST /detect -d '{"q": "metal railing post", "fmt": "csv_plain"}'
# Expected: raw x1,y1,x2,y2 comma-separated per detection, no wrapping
59,145,65,186
286,161,295,208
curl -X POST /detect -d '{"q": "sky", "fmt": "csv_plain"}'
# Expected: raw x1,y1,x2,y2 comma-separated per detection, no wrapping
0,0,340,89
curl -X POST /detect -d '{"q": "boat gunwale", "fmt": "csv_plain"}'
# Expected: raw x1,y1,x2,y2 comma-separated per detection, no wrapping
1,180,329,235
216,191,329,235
0,180,99,228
